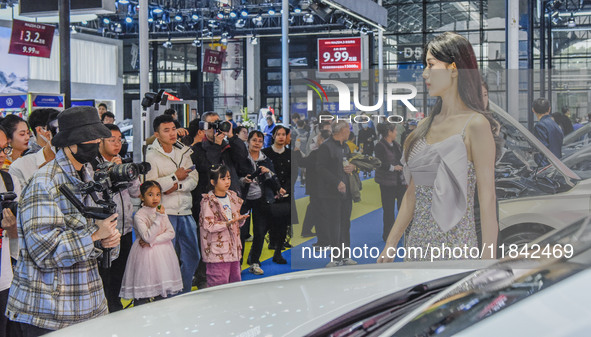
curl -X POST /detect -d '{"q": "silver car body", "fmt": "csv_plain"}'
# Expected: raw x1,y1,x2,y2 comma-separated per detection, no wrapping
49,261,491,337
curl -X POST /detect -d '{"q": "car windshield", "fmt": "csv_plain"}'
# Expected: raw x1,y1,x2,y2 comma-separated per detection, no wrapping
563,123,591,157
388,215,591,336
490,104,578,200
321,216,591,337
562,146,591,180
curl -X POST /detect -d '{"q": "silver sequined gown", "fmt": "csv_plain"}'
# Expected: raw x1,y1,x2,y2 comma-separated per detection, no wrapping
402,121,478,261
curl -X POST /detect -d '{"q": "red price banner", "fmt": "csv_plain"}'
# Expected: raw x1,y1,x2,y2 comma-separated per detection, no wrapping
203,49,225,74
318,37,362,73
9,19,55,58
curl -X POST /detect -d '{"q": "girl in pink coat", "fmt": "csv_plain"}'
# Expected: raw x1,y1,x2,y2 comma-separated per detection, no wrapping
199,165,249,287
120,181,182,304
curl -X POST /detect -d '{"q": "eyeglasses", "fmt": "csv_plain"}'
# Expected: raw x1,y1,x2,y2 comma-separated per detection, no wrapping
105,138,124,144
0,145,12,155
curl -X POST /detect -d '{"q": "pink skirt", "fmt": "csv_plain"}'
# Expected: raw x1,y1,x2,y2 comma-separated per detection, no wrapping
119,240,183,299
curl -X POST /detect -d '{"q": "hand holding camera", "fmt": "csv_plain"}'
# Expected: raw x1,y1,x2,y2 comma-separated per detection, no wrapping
92,213,119,242
101,229,121,249
1,208,17,239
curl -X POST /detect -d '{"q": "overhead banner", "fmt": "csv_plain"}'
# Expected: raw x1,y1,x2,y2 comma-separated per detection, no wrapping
31,94,64,108
0,95,27,109
203,49,225,74
317,37,362,73
8,19,55,58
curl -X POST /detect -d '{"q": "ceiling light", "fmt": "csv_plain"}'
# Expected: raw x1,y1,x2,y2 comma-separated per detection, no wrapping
229,11,237,18
568,13,576,27
174,13,183,21
235,18,246,28
125,16,133,24
192,13,199,20
217,11,225,19
294,7,302,14
252,13,263,27
118,0,129,4
240,8,249,17
163,39,172,49
153,8,163,14
103,17,111,25
268,8,276,15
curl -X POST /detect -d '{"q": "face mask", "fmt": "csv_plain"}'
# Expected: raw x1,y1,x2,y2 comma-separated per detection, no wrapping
71,142,99,164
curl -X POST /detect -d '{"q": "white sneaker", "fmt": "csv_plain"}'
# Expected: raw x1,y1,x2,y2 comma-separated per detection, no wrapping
342,258,358,266
249,263,264,275
325,260,344,268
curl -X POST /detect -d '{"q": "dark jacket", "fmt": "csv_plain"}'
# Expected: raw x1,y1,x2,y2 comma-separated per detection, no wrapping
358,126,376,155
374,138,404,187
261,147,291,195
533,114,564,159
552,113,574,136
191,136,251,207
316,137,351,199
295,148,319,197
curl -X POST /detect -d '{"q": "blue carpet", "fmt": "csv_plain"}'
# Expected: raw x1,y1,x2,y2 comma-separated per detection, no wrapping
241,205,404,280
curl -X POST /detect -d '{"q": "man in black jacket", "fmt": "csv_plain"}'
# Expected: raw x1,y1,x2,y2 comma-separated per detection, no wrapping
295,129,330,239
315,121,357,267
190,111,250,288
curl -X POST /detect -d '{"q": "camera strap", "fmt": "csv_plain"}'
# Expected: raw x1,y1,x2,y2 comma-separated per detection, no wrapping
0,170,14,192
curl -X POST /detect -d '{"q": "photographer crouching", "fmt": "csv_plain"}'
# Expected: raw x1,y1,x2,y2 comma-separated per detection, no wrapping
91,124,140,313
6,107,120,336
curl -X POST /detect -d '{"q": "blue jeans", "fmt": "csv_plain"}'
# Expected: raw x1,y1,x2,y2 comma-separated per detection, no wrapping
169,215,200,293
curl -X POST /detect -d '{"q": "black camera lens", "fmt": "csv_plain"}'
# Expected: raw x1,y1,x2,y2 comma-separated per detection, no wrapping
218,121,232,133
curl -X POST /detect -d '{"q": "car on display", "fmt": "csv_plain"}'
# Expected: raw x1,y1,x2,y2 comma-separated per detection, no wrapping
48,215,591,336
562,122,591,157
490,102,591,246
561,145,591,180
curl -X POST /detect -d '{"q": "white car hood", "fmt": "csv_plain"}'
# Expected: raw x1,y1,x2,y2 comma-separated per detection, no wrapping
49,261,491,337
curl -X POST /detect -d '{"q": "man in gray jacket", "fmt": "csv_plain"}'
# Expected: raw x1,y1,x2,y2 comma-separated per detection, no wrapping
146,114,199,293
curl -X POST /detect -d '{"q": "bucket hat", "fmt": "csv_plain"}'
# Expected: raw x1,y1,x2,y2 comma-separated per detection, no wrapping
52,106,112,147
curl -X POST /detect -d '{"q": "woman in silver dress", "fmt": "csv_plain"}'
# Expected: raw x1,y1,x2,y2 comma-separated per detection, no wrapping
378,32,499,262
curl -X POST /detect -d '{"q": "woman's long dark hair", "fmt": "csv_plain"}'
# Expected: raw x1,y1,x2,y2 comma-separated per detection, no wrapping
404,32,500,161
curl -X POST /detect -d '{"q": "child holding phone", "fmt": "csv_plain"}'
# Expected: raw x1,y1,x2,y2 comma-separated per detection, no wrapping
120,181,182,305
199,165,249,287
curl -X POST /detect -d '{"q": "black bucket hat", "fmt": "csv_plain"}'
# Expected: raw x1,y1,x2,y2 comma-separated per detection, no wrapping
52,106,112,147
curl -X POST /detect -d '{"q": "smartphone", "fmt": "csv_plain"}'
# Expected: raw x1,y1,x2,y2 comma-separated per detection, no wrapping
188,165,196,171
241,211,250,217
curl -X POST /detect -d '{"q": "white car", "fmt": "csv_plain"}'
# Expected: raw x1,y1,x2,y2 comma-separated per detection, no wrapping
48,215,591,336
562,122,591,157
491,103,591,245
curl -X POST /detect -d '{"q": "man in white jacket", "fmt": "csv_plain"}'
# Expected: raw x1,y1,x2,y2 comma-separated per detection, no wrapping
146,114,199,293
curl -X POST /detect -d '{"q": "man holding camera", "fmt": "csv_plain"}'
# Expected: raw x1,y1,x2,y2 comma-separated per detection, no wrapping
190,111,249,288
91,124,140,313
6,107,120,335
146,115,199,294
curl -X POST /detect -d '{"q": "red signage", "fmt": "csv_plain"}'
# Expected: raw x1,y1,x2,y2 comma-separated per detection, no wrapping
318,37,362,73
9,19,55,58
203,49,225,74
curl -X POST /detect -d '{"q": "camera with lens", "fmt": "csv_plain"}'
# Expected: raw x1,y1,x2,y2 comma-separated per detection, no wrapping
89,161,151,196
0,192,18,221
199,120,232,133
